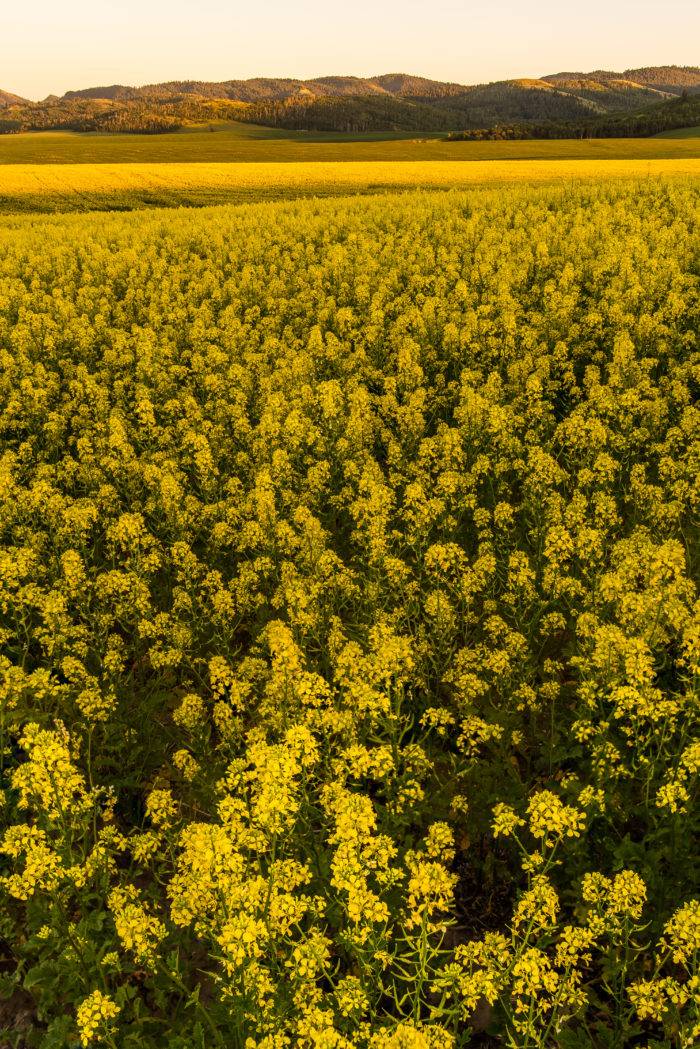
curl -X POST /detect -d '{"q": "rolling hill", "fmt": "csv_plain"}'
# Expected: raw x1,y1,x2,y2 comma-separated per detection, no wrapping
58,66,700,106
2,65,699,135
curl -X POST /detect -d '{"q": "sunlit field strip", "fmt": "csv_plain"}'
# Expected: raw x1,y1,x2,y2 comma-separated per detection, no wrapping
1,126,699,165
1,157,699,211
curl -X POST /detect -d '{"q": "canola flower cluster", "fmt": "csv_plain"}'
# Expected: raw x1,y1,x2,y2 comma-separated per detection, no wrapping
0,179,698,1048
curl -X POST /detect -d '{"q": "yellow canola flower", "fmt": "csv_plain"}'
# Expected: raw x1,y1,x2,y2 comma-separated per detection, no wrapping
172,692,206,731
661,899,700,965
628,978,689,1022
12,723,91,820
108,887,166,966
607,870,647,921
492,803,525,838
217,912,268,971
526,790,585,841
513,875,560,932
76,990,120,1047
0,825,63,900
335,975,369,1018
405,855,458,931
582,870,647,924
145,787,177,829
511,948,559,1010
370,1022,455,1048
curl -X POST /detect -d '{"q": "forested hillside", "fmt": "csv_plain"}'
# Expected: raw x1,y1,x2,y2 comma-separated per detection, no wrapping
1,66,699,136
448,92,700,141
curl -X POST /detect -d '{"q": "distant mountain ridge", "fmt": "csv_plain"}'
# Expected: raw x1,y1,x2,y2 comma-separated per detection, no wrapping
546,66,700,93
56,65,700,104
1,65,699,135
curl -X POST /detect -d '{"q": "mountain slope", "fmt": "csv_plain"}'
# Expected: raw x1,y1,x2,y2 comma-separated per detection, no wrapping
0,89,29,107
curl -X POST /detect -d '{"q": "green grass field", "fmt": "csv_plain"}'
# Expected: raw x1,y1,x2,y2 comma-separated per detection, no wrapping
0,120,699,164
656,124,700,138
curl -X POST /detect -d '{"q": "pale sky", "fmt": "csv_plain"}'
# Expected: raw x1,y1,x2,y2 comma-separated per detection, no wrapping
4,0,699,101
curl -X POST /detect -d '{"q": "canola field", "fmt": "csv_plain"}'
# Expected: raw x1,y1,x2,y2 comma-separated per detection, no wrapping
0,179,699,1049
1,157,700,212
